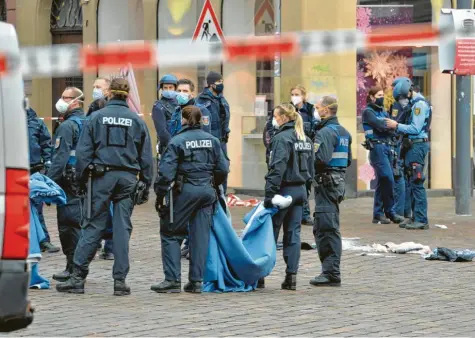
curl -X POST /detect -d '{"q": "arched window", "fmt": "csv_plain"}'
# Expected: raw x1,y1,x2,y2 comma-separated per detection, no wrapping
50,0,83,121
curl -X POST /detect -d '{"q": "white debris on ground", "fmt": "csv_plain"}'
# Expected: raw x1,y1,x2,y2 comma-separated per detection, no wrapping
341,238,432,257
434,224,448,229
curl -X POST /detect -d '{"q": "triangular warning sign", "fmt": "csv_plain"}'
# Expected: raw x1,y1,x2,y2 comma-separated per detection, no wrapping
192,0,225,44
255,0,275,36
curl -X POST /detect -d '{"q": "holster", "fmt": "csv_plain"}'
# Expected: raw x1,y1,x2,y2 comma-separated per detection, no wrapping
90,163,106,177
361,139,374,151
400,137,413,159
175,174,184,194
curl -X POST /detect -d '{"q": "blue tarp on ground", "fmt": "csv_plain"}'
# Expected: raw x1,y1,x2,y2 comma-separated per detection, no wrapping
203,201,279,293
29,173,67,289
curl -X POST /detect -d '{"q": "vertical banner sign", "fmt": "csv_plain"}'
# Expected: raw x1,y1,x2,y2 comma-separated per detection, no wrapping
455,38,475,74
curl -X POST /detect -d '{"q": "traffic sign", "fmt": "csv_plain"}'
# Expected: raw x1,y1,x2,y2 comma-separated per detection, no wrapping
254,0,275,36
191,0,225,43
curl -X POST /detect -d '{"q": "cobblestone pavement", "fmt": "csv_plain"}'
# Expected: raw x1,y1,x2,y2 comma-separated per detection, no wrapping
6,196,475,337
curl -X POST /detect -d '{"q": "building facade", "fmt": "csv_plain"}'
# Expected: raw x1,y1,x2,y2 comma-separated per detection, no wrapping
7,0,473,195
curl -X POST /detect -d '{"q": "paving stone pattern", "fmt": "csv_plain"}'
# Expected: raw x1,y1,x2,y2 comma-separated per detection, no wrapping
6,196,475,337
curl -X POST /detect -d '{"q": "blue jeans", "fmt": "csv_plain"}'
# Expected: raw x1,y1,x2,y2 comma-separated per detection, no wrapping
404,142,429,224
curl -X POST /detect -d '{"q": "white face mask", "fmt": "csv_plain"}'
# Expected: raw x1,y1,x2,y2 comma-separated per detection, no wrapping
313,109,321,122
272,118,279,129
291,96,302,106
55,94,83,114
398,98,409,108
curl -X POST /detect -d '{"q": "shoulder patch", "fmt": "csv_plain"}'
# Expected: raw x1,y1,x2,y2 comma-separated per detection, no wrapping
414,107,421,116
314,143,320,152
55,137,61,149
201,116,210,126
392,109,398,117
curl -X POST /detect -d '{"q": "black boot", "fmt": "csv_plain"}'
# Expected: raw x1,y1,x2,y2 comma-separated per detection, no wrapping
52,259,72,282
56,268,85,294
150,280,181,293
309,274,341,287
281,273,297,290
184,281,202,293
257,278,265,289
372,215,391,224
388,213,405,224
114,279,131,296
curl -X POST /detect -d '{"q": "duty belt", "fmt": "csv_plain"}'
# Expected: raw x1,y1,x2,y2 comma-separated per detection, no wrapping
410,138,428,144
370,139,395,146
104,165,139,175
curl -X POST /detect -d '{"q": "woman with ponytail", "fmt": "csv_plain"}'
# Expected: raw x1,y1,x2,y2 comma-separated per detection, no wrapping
260,103,314,291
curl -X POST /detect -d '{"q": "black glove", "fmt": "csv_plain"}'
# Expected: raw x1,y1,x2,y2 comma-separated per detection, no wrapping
155,190,166,212
222,132,229,143
263,198,273,209
141,189,150,205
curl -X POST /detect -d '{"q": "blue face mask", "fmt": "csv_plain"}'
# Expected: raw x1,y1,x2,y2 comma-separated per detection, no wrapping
92,88,104,101
162,90,177,100
176,92,191,106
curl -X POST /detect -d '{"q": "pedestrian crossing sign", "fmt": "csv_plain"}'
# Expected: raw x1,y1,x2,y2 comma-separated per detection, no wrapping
192,0,225,44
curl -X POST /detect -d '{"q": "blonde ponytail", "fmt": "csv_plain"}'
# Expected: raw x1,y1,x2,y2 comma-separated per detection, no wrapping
274,102,306,141
293,112,306,141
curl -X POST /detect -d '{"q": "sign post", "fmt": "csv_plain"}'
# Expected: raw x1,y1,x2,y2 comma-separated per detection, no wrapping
439,4,474,215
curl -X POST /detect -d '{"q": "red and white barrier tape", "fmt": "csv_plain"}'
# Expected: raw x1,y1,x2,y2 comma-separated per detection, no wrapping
0,23,450,78
227,194,261,207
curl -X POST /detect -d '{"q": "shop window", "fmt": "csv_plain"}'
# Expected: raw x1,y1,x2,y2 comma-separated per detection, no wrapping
157,0,209,93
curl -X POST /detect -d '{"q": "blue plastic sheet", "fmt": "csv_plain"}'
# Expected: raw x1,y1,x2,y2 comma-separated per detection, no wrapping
28,173,67,289
203,202,278,293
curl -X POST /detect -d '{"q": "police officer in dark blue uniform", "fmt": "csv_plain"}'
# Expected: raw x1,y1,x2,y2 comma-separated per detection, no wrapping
362,86,405,225
152,74,179,157
151,106,229,294
385,77,432,230
195,71,231,194
291,85,318,226
26,99,60,253
56,78,153,295
387,78,415,225
86,94,114,260
309,96,351,286
47,87,86,282
258,103,314,291
168,78,212,136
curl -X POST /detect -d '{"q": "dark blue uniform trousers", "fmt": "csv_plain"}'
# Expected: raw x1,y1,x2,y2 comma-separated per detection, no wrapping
160,183,216,282
35,203,50,243
404,142,429,224
73,171,136,280
57,188,82,264
369,143,396,218
272,185,306,274
220,142,228,194
313,171,345,280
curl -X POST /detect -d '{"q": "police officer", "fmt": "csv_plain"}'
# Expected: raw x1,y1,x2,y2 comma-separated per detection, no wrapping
309,96,351,286
385,77,431,230
291,85,318,226
91,77,111,105
195,71,231,193
152,74,179,157
86,92,114,260
56,78,153,295
362,86,405,225
387,77,414,224
25,99,60,253
47,87,85,282
151,106,229,294
168,78,212,136
258,103,314,290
